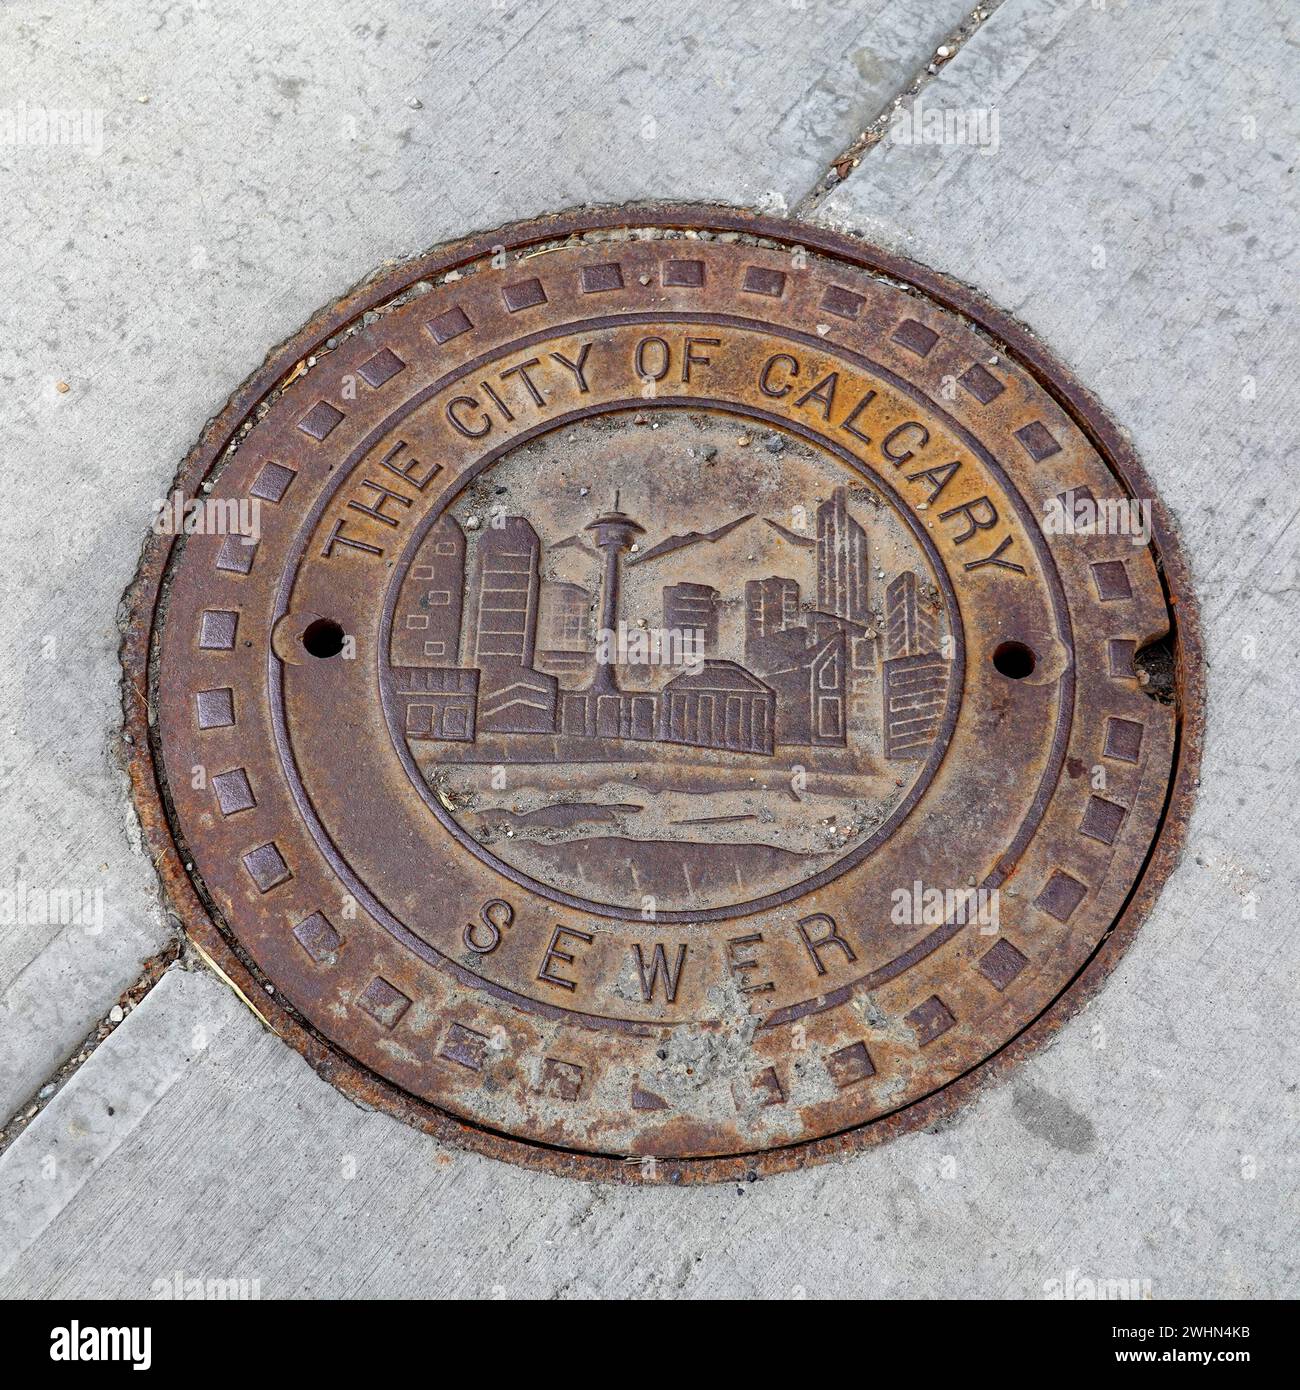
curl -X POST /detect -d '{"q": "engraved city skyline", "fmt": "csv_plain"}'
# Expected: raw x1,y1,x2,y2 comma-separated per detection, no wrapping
390,485,950,760
382,417,956,911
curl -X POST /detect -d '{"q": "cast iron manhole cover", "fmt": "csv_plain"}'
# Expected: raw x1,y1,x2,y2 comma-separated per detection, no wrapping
124,207,1201,1182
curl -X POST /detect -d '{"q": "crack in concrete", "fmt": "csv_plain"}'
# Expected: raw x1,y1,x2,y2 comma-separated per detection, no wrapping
793,2,1007,219
0,939,182,1151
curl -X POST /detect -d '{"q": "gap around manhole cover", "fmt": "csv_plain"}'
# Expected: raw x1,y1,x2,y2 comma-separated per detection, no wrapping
121,205,1203,1184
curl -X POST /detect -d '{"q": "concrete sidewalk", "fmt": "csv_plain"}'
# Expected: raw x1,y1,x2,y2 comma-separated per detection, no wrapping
2,0,1296,1299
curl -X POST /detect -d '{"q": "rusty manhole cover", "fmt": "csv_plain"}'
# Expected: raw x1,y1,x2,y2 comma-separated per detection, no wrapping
123,207,1201,1182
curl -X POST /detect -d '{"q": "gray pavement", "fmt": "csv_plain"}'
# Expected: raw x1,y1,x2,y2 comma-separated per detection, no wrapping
1,0,1296,1299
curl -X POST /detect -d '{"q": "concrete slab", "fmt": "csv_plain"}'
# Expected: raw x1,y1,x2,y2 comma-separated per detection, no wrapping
0,0,973,1125
3,0,1297,1299
2,942,1293,1298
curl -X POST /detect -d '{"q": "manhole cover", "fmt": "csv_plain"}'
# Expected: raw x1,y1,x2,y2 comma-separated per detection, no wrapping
123,207,1201,1182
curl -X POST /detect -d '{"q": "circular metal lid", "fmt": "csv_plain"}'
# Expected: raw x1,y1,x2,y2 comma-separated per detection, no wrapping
123,207,1202,1182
